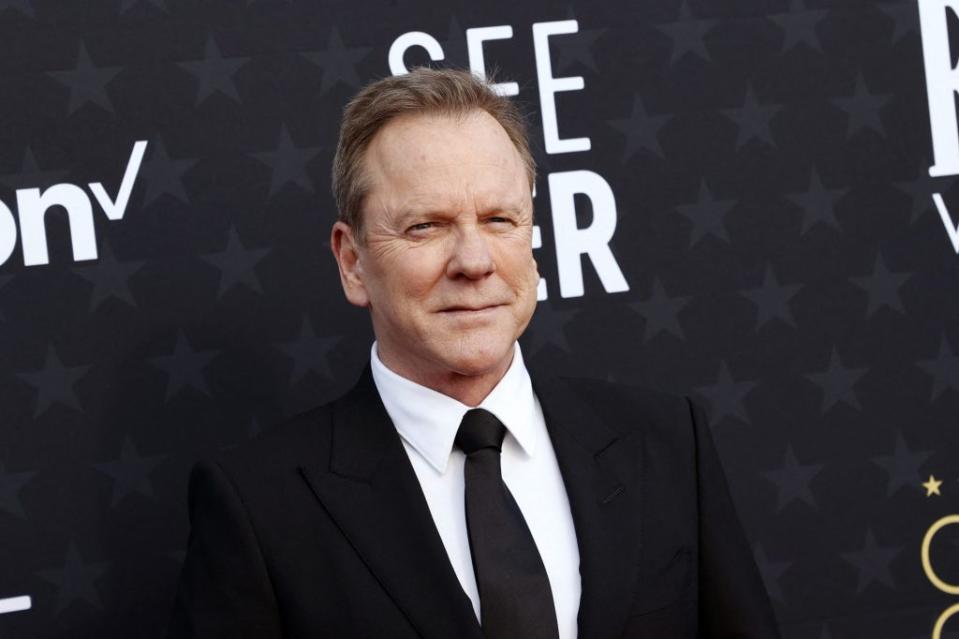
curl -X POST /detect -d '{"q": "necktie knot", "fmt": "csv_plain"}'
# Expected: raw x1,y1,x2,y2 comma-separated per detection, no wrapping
455,408,506,455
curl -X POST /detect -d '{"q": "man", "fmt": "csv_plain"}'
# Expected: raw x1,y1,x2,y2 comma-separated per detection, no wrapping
168,68,780,638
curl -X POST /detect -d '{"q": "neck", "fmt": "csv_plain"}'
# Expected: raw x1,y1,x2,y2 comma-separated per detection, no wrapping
376,346,514,407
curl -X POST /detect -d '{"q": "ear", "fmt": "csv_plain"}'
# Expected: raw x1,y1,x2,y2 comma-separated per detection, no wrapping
330,221,370,308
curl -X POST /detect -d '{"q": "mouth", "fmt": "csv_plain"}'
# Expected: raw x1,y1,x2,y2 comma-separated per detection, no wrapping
438,303,504,314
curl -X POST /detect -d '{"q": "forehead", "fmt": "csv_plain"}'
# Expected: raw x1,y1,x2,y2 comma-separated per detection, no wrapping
362,110,530,212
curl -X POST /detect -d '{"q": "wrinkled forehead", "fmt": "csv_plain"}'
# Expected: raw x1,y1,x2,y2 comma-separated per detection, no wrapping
362,111,531,208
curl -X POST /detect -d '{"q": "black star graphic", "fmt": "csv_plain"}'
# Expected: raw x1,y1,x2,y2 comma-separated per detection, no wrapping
120,0,167,13
179,36,249,105
17,344,90,417
753,544,792,603
0,0,35,17
0,462,36,519
895,161,953,224
879,2,919,43
695,361,758,425
74,242,145,311
832,74,891,138
149,331,218,400
741,266,801,329
723,85,780,150
849,253,912,317
48,43,121,114
676,179,735,246
37,543,109,614
762,446,823,511
787,167,847,234
871,432,933,496
918,335,959,400
252,125,322,196
608,95,671,161
526,302,577,355
555,9,606,73
806,349,867,413
434,17,469,67
301,27,371,95
141,137,197,207
841,529,900,593
769,0,828,52
94,437,165,506
279,317,341,383
202,226,270,298
0,146,69,191
656,1,717,64
629,277,689,341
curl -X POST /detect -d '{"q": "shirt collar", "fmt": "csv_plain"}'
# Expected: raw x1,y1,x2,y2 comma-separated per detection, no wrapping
370,342,539,474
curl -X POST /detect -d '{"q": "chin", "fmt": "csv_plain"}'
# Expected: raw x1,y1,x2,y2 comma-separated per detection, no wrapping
440,337,514,378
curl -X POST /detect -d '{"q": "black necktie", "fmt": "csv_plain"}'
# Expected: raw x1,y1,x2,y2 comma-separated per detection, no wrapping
455,408,560,639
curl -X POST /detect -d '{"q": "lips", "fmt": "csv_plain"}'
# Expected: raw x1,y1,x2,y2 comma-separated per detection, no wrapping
439,303,503,313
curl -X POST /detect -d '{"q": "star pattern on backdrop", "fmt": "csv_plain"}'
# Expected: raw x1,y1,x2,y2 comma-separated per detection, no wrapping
0,463,36,519
0,0,35,17
149,331,218,401
676,179,736,246
787,167,847,234
94,437,166,506
922,474,943,497
832,74,891,138
0,147,69,191
917,335,959,400
762,445,823,511
753,544,793,603
525,302,577,354
655,1,718,64
849,253,912,317
741,266,801,329
48,43,122,115
17,344,90,418
628,277,689,341
769,0,829,53
895,161,953,224
37,543,110,614
278,317,341,383
252,125,322,196
74,242,145,311
878,1,920,43
555,9,606,73
301,27,372,95
841,529,901,593
695,361,758,425
178,36,250,105
439,17,470,67
871,432,933,496
806,349,867,413
140,137,198,207
201,226,270,298
608,95,670,161
722,85,781,150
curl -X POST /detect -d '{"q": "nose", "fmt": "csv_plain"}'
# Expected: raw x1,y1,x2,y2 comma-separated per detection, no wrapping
447,224,495,280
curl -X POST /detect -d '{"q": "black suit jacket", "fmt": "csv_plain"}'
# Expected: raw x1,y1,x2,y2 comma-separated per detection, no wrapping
168,366,780,638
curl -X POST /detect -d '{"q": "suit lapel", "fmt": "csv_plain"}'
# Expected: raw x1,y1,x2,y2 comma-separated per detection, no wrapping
532,372,645,639
298,367,483,639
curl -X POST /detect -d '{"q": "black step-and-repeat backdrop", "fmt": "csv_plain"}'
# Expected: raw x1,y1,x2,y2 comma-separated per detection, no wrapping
2,0,959,637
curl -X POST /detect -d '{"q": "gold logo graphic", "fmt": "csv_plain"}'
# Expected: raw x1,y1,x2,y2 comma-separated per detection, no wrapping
922,514,959,638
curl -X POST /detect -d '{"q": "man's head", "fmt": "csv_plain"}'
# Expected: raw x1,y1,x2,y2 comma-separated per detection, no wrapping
329,68,539,398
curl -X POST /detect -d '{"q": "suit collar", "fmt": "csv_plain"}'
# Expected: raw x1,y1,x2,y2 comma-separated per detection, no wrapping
299,365,484,639
530,368,645,639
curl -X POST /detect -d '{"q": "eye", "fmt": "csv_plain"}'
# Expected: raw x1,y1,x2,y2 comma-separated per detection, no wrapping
485,215,514,225
406,221,438,234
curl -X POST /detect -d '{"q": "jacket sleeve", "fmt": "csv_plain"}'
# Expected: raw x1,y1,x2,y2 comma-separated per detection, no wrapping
688,398,782,638
167,460,283,639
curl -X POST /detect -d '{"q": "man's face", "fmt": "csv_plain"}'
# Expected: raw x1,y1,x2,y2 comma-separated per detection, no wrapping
332,110,539,387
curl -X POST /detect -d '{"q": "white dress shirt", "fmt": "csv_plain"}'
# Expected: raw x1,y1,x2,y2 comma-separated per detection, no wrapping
370,342,581,638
